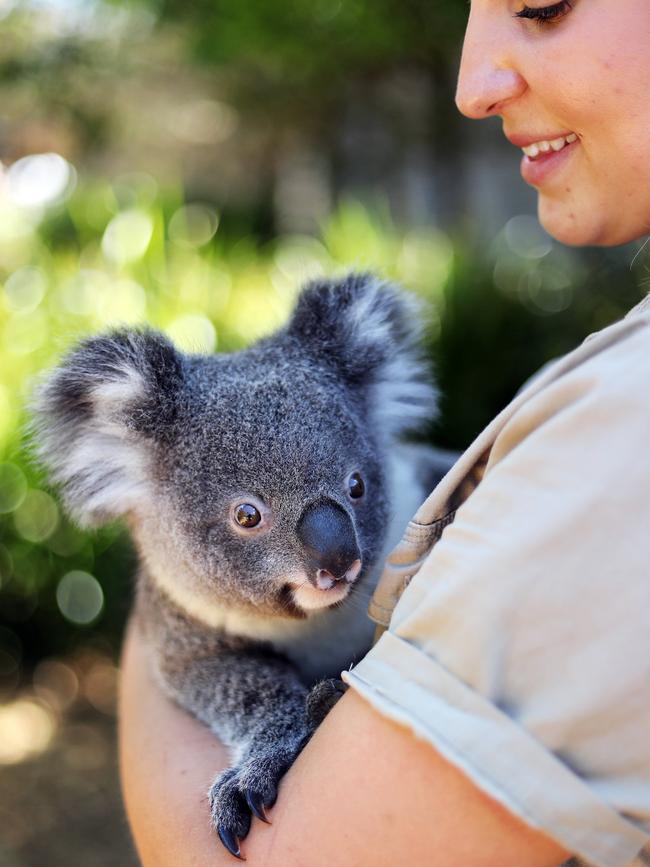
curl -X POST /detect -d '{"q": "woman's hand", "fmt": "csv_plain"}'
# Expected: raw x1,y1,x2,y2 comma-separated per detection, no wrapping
119,621,569,866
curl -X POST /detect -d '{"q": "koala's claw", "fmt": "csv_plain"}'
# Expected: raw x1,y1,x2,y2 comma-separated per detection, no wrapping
218,826,245,861
306,677,348,726
209,768,252,860
210,747,299,859
245,789,272,824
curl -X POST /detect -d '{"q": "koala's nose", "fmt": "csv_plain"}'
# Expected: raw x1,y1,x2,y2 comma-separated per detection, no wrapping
297,499,362,584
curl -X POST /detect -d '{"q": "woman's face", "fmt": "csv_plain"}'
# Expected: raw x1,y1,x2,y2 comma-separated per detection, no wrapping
456,1,650,247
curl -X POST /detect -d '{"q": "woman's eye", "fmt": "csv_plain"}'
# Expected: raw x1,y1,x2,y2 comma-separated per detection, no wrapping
515,0,573,26
347,471,365,500
234,503,262,528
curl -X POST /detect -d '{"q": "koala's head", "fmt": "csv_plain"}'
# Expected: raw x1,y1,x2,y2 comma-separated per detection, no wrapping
33,274,436,620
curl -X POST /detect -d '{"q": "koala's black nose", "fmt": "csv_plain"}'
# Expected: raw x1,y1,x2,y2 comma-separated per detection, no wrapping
297,499,361,582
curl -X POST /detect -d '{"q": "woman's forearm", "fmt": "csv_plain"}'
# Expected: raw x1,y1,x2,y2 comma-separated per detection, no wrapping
119,621,235,866
119,621,568,867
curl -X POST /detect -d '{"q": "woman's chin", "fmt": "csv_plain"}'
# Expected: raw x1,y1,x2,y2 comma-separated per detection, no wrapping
537,197,639,248
537,199,595,247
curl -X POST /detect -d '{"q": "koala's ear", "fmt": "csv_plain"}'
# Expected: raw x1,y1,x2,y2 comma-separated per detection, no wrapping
286,272,437,437
31,329,184,528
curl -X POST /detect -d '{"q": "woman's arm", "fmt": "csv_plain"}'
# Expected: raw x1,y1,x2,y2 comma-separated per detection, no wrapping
118,619,231,865
119,622,569,866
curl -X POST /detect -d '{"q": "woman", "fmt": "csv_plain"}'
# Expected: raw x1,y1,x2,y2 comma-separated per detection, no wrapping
120,2,650,864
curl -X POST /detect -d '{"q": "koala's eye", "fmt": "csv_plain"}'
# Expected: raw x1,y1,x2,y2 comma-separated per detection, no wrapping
234,503,262,528
347,471,365,500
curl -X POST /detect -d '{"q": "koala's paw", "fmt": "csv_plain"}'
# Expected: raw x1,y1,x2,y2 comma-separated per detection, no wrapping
209,741,308,860
306,677,348,727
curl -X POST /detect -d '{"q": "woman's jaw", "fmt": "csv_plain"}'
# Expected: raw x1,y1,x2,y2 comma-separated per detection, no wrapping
534,144,648,248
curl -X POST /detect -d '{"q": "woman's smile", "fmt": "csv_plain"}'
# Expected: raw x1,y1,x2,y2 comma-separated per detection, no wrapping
504,130,580,188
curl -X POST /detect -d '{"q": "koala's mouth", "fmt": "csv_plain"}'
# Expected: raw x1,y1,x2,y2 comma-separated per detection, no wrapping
287,560,362,613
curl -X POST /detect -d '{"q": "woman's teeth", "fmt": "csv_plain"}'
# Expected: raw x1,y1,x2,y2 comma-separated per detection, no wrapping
523,133,578,159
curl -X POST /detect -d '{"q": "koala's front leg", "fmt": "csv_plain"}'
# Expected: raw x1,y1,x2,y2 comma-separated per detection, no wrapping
157,646,317,859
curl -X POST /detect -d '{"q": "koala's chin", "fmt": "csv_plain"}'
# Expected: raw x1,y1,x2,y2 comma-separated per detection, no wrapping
292,579,353,612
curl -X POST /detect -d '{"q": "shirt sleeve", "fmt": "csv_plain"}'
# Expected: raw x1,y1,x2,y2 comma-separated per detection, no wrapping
342,323,650,867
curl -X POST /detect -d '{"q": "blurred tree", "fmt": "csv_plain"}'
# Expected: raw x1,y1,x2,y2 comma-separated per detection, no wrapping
0,7,142,159
152,0,466,76
129,0,467,140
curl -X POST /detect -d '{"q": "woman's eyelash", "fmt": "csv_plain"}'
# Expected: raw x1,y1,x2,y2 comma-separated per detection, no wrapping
514,1,573,26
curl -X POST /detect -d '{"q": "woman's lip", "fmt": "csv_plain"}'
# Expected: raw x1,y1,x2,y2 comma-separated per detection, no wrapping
507,131,575,148
520,139,580,187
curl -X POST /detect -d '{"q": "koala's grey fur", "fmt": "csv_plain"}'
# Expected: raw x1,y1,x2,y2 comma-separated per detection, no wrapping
32,273,454,859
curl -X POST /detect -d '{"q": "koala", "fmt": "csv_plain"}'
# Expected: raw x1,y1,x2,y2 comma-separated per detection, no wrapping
33,273,454,859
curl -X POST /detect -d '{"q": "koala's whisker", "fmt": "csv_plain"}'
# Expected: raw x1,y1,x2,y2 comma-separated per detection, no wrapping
340,589,374,617
348,582,375,604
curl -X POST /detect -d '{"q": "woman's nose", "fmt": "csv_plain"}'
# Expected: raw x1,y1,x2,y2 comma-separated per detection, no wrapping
455,9,527,120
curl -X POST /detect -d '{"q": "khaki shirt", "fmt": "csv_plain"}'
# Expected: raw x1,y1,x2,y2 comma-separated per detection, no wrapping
342,295,650,867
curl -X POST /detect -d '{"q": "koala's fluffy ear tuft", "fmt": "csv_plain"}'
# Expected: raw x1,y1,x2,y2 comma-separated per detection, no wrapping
31,329,184,528
286,272,437,438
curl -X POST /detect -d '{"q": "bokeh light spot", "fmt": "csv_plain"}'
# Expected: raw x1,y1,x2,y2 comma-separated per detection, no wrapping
169,204,219,248
14,489,59,542
0,698,56,765
166,314,217,353
7,153,76,209
3,266,47,313
102,209,153,265
0,463,27,514
84,659,118,715
56,571,104,626
505,215,552,260
33,659,79,712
